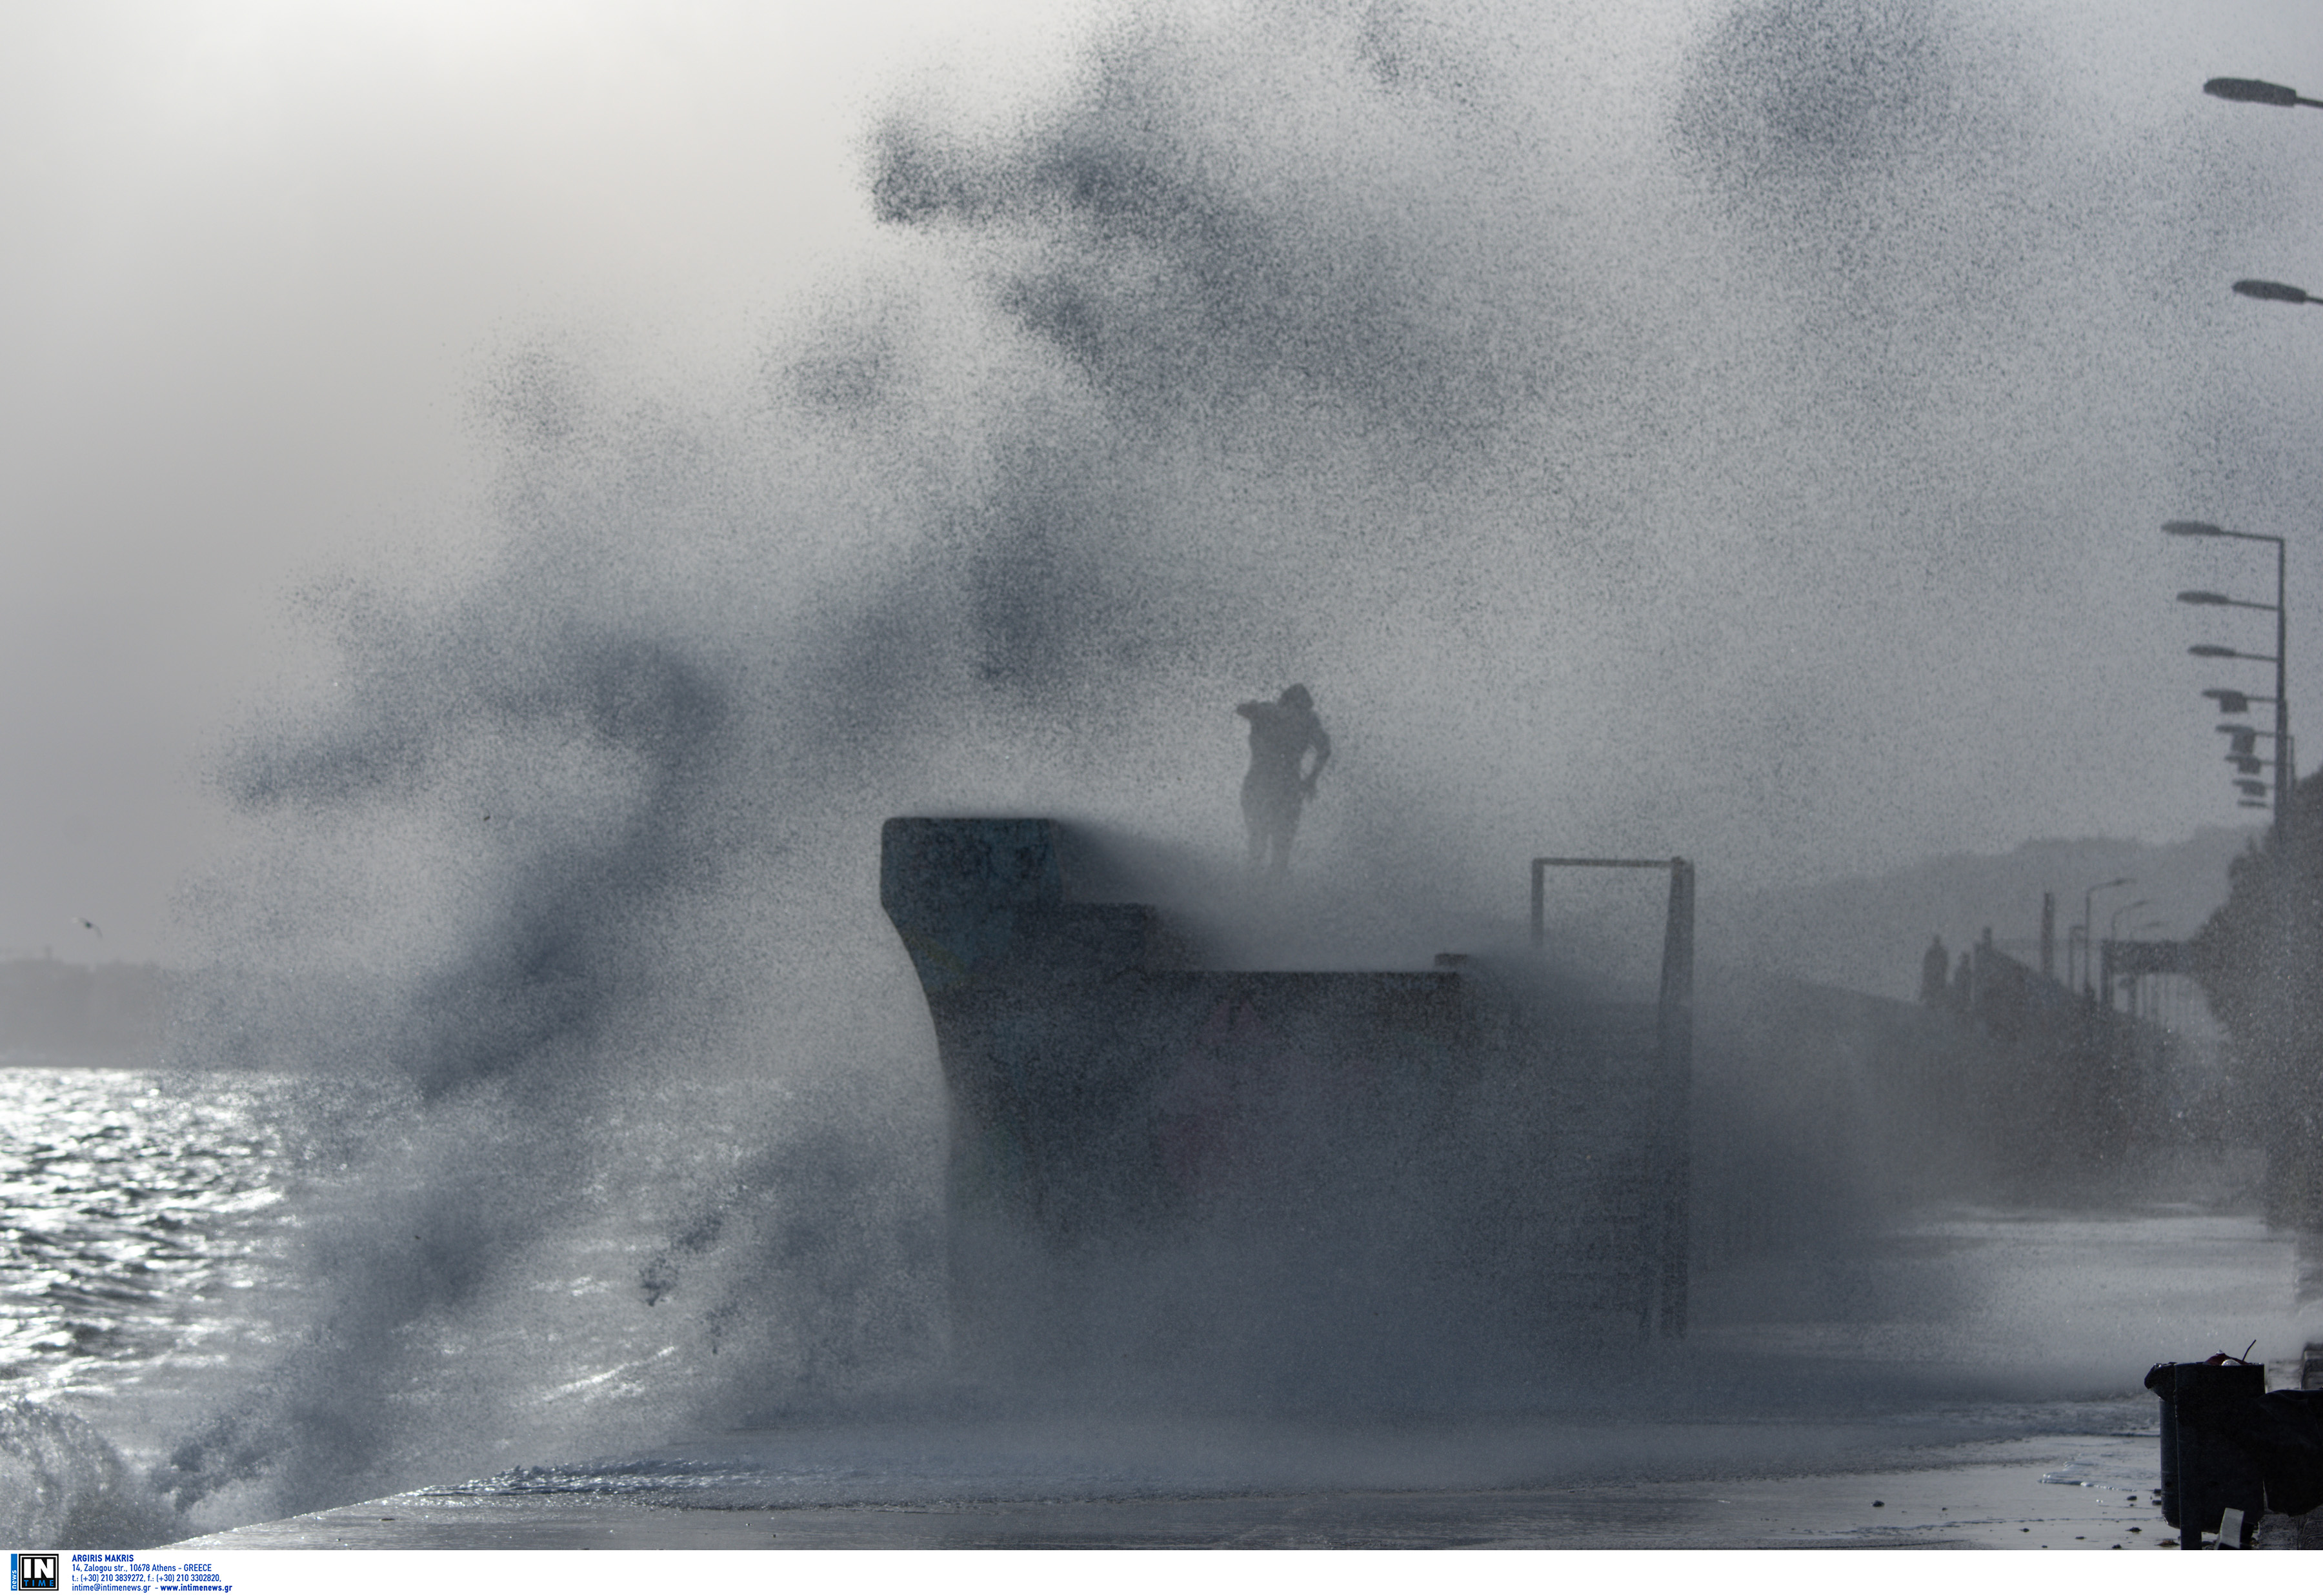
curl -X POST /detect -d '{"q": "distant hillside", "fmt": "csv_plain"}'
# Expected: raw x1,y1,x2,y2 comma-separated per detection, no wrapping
1704,828,2258,1008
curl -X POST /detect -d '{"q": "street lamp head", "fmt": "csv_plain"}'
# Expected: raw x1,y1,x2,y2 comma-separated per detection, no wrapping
2206,77,2302,106
2233,278,2316,304
2189,644,2242,657
2237,779,2271,795
2178,590,2233,606
2166,521,2227,537
2204,689,2257,712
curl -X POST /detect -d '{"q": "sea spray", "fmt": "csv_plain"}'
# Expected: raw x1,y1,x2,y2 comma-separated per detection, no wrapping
137,12,1578,1524
110,0,2283,1531
0,1399,175,1549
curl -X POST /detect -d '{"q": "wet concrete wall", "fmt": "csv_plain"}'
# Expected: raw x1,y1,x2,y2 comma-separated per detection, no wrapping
878,817,1676,1403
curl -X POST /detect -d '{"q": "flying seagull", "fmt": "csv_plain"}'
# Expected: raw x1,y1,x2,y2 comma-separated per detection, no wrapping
78,918,103,939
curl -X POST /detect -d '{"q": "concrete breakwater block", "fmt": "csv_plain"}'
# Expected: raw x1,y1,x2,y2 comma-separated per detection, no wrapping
878,817,1685,1398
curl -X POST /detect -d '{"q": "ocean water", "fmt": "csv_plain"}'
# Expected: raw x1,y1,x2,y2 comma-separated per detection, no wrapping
5,1056,2313,1550
0,1057,944,1544
0,1069,301,1410
0,1066,302,1544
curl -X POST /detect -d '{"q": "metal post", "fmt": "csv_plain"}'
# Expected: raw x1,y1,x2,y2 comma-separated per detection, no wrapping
2082,879,2132,999
2277,534,2290,839
1531,853,1694,1337
1656,857,1695,1338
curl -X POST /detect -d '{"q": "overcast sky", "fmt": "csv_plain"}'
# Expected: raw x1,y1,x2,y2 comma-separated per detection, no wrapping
2,0,1085,961
10,0,2323,965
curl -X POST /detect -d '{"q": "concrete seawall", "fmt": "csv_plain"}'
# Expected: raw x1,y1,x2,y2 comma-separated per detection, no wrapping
878,816,1684,1398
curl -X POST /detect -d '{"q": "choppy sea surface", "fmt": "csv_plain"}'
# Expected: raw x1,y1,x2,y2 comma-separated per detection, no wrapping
0,1068,301,1422
4,1062,2317,1548
1,1060,805,1544
0,1065,316,1544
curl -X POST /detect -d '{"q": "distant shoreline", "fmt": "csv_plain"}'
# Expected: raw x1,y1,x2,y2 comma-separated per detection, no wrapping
2,1052,172,1072
0,1053,309,1073
2,1054,159,1070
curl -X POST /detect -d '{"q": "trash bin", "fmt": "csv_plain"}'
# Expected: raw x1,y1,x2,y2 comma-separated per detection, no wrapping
2146,1360,2266,1548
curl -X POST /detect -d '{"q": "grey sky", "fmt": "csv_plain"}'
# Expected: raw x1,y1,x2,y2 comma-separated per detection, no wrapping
8,0,2323,965
1,1,1078,961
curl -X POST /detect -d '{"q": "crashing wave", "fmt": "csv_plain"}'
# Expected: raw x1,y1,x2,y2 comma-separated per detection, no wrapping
0,1399,177,1549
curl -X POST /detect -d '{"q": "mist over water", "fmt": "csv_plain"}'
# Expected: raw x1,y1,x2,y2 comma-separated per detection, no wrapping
21,0,2309,1537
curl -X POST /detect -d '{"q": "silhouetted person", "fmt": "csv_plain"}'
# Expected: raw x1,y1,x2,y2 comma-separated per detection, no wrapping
1236,684,1331,875
1920,935,1949,1006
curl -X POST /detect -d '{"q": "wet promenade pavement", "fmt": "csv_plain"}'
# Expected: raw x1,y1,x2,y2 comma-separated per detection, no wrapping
170,1205,2323,1551
177,1426,2186,1549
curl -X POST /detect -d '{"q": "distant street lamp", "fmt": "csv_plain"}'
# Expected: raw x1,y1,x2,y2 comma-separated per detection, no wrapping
2127,917,2170,1021
2066,924,2089,995
2103,900,2151,1013
2080,877,2134,995
2233,278,2320,306
2205,77,2323,108
2220,723,2270,773
2167,521,2291,834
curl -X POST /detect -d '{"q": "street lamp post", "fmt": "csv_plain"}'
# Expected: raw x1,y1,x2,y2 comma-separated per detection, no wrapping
2202,81,2313,825
2213,706,2280,801
2131,918,2168,1021
2167,521,2291,835
2102,899,2149,1011
2081,877,2133,997
2200,78,2323,1248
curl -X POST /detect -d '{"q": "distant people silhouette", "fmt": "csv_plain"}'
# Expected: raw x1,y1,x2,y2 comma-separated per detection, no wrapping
1920,935,1948,1006
1235,684,1331,875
